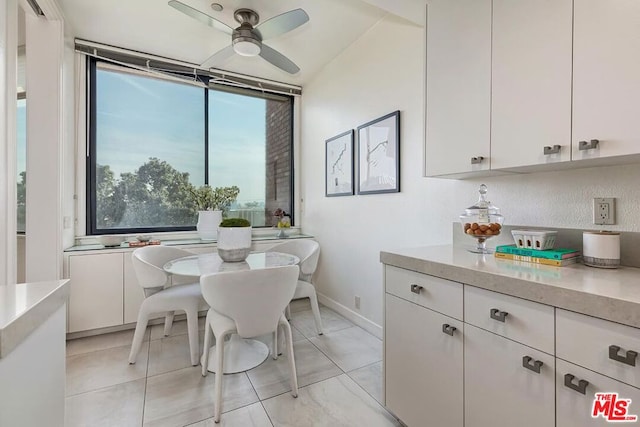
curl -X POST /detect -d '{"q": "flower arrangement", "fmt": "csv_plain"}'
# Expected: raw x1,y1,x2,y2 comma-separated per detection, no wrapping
191,185,240,213
273,208,291,229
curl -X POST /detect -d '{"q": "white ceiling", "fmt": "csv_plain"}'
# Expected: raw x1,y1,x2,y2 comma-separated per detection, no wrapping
56,0,422,86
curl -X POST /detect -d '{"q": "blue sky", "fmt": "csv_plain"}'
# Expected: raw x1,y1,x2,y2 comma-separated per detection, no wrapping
96,68,266,204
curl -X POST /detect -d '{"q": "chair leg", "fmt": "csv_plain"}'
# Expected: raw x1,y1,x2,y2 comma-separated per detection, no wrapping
163,311,175,336
128,312,149,364
281,319,298,398
186,310,200,366
308,293,324,335
214,333,226,423
272,329,278,360
202,313,212,376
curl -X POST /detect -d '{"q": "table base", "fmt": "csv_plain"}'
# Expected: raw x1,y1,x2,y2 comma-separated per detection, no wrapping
205,335,270,374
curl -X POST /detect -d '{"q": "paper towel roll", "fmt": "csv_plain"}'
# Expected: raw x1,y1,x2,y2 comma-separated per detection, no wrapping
583,231,620,269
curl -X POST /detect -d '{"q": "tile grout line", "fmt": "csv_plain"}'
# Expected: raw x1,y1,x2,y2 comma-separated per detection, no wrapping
260,399,277,427
141,334,151,427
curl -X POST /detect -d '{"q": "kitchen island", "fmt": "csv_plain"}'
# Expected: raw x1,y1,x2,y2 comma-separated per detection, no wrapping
0,279,70,427
381,245,640,427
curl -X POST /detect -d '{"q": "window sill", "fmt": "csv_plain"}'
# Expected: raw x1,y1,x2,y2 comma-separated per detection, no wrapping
66,228,309,252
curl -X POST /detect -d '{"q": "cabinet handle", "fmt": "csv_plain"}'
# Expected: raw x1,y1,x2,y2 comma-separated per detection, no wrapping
564,374,589,395
609,345,638,367
470,156,485,165
579,139,600,151
490,308,509,322
543,145,561,155
442,324,457,336
522,356,543,374
410,284,423,294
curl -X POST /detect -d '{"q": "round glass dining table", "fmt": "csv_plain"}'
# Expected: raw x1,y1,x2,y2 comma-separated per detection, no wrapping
163,251,299,374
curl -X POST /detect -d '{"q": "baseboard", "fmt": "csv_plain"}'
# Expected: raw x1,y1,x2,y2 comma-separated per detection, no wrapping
317,292,382,339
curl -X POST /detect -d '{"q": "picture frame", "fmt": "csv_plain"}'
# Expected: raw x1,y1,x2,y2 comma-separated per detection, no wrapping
357,110,400,195
325,130,355,197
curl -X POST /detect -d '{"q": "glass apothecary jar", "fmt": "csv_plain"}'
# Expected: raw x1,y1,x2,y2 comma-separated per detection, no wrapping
460,184,504,253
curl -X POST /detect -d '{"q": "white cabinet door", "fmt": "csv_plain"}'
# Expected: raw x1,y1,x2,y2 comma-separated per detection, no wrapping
68,253,124,333
465,324,555,427
425,0,491,176
573,0,640,160
123,252,145,325
557,359,640,426
385,294,463,427
491,0,572,169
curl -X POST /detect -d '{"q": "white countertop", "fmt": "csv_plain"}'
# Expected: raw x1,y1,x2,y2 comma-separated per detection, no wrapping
381,245,640,328
0,280,70,358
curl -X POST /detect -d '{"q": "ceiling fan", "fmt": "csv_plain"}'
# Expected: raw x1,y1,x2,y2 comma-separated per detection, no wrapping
168,1,310,74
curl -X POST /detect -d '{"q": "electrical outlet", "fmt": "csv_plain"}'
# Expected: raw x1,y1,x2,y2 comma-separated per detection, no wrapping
354,295,361,310
593,197,615,225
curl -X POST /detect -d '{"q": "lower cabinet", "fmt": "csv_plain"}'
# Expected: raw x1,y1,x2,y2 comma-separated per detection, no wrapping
464,324,555,427
123,252,146,325
557,359,640,426
385,294,463,427
68,253,124,333
383,264,640,426
66,239,297,334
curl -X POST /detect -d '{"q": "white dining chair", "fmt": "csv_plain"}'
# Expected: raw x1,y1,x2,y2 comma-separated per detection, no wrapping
268,239,323,334
200,265,300,423
128,246,205,366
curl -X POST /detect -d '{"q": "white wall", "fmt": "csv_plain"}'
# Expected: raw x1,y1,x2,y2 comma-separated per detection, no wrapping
24,14,65,281
1,0,19,284
300,14,640,331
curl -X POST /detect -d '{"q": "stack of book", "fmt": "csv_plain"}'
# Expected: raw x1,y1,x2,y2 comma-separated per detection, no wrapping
128,240,161,248
494,244,580,267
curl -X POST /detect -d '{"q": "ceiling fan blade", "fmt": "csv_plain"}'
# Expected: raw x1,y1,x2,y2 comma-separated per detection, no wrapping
255,9,309,40
200,45,235,68
259,44,300,74
168,0,233,35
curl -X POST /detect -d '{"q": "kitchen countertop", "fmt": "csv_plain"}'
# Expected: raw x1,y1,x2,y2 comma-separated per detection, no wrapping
381,245,640,329
0,280,70,358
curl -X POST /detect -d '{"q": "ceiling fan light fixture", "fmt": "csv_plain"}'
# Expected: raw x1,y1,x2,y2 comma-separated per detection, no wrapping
233,38,261,56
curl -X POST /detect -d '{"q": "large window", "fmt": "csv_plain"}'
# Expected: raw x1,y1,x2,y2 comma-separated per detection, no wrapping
88,60,293,235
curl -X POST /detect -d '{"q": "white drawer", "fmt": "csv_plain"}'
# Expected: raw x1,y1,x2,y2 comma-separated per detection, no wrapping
557,309,640,389
464,285,554,354
557,358,640,427
385,266,463,320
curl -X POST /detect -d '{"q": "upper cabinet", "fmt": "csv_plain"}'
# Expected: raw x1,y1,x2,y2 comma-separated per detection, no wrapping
572,0,640,160
425,0,491,176
491,0,572,170
426,0,640,178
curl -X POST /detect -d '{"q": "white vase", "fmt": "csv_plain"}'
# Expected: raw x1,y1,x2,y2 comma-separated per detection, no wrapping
196,210,222,241
217,226,252,262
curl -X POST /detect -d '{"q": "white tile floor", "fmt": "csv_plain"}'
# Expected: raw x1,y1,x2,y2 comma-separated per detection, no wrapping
65,301,400,427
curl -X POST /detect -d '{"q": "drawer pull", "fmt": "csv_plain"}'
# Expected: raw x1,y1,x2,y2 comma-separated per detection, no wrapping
543,145,561,155
410,284,423,294
609,345,638,367
490,308,509,322
522,356,543,374
470,156,485,164
579,139,599,151
442,324,457,336
564,374,589,395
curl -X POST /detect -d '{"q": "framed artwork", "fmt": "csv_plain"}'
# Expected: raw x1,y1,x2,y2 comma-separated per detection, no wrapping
325,130,354,197
357,110,400,195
